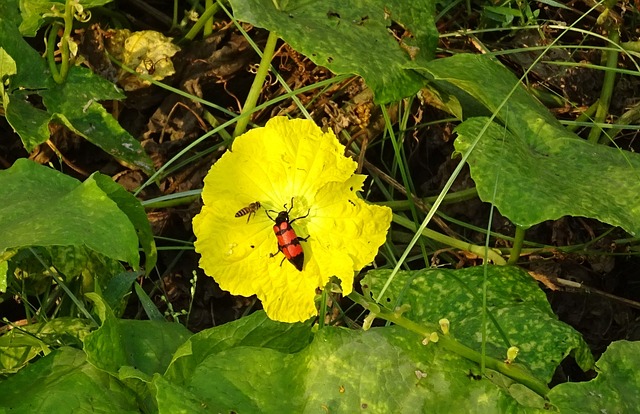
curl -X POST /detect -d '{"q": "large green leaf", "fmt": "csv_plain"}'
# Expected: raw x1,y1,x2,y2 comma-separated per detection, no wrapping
168,327,543,413
413,54,640,235
1,311,549,412
548,340,640,413
363,266,594,383
84,294,192,378
164,311,313,385
455,117,640,234
0,159,140,268
229,0,437,103
159,313,547,413
0,347,139,413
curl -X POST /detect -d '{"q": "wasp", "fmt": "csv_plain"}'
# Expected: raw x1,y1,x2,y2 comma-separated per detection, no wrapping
266,197,310,271
235,201,261,223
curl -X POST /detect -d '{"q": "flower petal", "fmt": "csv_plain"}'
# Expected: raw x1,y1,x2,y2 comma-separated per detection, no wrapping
193,117,391,322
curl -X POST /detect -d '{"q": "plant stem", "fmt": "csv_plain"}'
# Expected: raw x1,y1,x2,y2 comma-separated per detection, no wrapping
507,225,527,265
182,1,220,41
172,0,179,30
588,26,620,144
423,187,478,204
567,100,598,133
47,24,62,81
55,0,75,83
141,191,202,208
203,0,213,37
318,288,328,329
606,102,640,141
348,291,550,397
233,31,279,137
392,214,506,265
377,187,478,210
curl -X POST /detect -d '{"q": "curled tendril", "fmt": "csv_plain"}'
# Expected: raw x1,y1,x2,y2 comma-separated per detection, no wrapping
71,1,91,22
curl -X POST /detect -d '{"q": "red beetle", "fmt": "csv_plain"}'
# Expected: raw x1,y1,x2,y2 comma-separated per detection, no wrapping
266,198,310,271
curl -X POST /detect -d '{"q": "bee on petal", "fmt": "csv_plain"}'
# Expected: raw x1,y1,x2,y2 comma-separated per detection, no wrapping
235,201,261,223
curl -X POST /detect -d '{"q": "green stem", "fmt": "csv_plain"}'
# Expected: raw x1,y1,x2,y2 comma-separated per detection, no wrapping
348,292,550,397
606,100,640,141
172,0,179,30
567,99,598,133
318,288,328,329
233,31,279,137
392,214,506,265
507,225,527,265
378,187,478,210
58,0,75,83
182,1,219,41
48,1,75,83
142,191,202,208
621,39,640,53
203,0,213,37
423,186,478,204
47,23,62,82
588,26,619,144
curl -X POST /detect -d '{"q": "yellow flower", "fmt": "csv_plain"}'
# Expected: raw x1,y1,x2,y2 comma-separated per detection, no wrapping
192,117,392,323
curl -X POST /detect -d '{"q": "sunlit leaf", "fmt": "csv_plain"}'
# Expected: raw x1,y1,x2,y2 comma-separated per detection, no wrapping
549,340,640,412
363,266,594,382
0,159,140,268
229,0,438,103
415,54,640,236
0,347,138,412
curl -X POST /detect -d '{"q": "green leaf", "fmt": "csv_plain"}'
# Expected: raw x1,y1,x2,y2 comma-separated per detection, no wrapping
84,294,192,378
0,0,21,24
11,245,127,302
4,92,53,150
229,0,437,103
19,0,115,36
0,260,7,293
134,282,165,321
0,159,140,268
18,0,63,37
102,270,141,316
160,319,547,413
92,174,157,274
164,311,312,385
0,317,91,374
413,54,559,147
40,66,155,175
154,374,213,414
0,47,17,78
414,54,640,235
0,309,570,412
0,347,139,413
362,266,594,382
0,15,50,88
455,117,640,235
0,18,155,174
0,18,51,150
549,340,640,412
